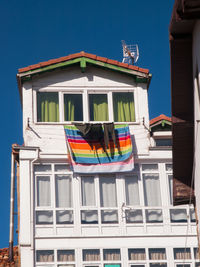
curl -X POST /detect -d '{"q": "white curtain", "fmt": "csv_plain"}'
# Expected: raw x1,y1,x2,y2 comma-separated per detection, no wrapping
56,210,73,224
126,209,143,223
81,210,98,223
36,211,53,224
170,209,187,222
81,177,95,206
100,176,117,207
55,175,72,207
37,176,51,207
125,175,140,206
143,174,161,206
168,174,173,205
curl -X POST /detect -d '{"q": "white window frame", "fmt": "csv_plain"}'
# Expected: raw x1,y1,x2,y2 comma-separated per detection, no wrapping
34,163,74,228
33,87,138,124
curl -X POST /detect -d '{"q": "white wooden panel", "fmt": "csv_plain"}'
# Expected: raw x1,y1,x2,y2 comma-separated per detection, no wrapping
19,160,31,245
20,246,33,267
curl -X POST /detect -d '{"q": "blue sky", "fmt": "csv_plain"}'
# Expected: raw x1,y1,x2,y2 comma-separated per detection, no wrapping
0,0,173,248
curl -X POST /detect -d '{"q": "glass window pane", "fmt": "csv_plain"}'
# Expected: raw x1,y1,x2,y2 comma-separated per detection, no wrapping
165,164,173,172
101,210,118,224
113,92,135,122
64,94,83,121
103,249,121,261
155,139,172,146
190,208,196,222
81,177,96,206
58,265,75,267
125,175,140,206
36,250,54,262
168,175,173,205
89,94,108,121
37,176,51,207
36,211,53,224
34,164,51,172
55,164,71,172
149,249,166,260
142,164,158,171
104,265,121,267
56,210,73,224
174,248,191,259
57,250,75,261
150,264,167,267
170,209,187,223
194,248,199,260
81,210,98,224
37,92,59,122
146,209,163,223
128,248,146,260
83,249,100,261
55,175,72,207
143,174,161,206
100,176,117,207
126,209,143,223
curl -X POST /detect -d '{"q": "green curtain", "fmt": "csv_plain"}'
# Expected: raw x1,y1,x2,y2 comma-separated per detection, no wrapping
37,92,59,122
113,92,135,122
64,94,83,121
89,94,108,121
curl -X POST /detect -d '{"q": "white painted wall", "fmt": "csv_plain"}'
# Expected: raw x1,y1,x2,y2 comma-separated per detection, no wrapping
193,20,200,231
22,65,150,155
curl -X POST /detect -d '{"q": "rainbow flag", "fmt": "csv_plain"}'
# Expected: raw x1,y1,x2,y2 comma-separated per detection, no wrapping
64,124,134,173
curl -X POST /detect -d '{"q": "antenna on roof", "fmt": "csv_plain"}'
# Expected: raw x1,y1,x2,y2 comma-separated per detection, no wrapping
121,40,139,65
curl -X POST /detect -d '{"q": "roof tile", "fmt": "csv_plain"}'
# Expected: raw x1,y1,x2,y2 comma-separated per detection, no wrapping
150,114,171,126
18,51,150,75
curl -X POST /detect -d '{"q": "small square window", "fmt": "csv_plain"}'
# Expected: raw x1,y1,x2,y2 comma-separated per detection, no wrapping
174,248,191,260
149,248,166,260
155,138,172,147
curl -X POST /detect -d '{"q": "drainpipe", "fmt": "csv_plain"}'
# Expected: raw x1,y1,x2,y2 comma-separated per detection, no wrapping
9,151,16,262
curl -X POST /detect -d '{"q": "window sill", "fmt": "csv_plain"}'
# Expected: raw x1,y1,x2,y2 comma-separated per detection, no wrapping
34,121,140,125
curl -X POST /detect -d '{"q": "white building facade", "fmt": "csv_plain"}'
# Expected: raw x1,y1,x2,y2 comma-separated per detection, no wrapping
15,52,198,267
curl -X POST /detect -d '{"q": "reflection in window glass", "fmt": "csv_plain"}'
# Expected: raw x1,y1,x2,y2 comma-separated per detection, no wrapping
89,94,108,121
56,210,73,224
190,208,196,223
64,94,83,121
150,264,167,267
81,210,98,224
165,164,173,172
145,209,163,223
37,92,59,122
113,92,135,122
